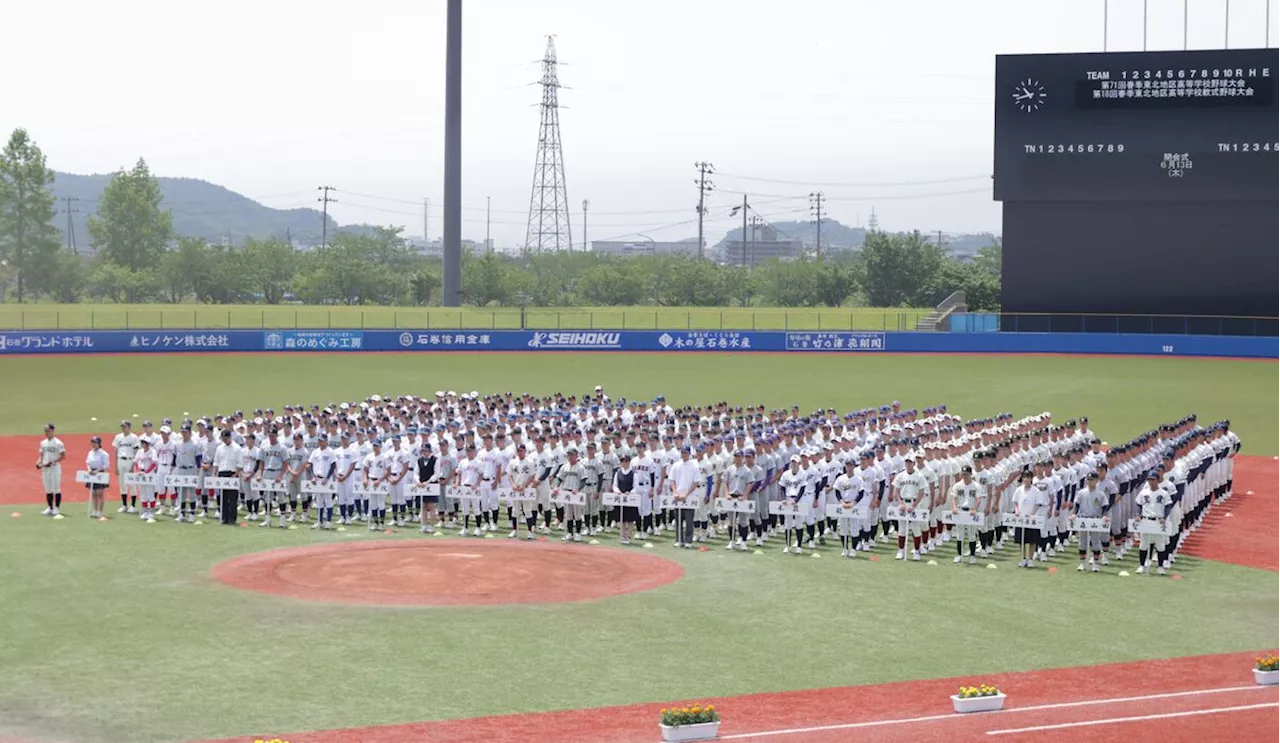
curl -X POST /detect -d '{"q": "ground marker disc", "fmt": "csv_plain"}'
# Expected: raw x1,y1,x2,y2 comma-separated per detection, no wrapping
589,539,600,545
643,542,653,549
90,417,97,422
1118,570,1130,577
484,533,494,539
753,549,763,555
812,552,821,559
52,514,65,520
986,563,997,569
286,524,297,530
926,559,938,565
10,512,20,518
100,517,110,522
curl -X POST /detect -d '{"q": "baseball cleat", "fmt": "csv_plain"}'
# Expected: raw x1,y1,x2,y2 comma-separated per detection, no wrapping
953,555,962,564
894,549,905,560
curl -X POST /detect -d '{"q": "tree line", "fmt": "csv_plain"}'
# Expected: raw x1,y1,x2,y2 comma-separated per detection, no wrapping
0,128,1000,310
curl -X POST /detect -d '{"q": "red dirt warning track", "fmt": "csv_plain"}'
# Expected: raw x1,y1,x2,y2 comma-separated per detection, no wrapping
199,651,1277,743
211,540,683,606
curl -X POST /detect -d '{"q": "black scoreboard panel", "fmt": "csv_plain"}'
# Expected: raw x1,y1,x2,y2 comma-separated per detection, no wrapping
994,48,1278,202
1001,200,1278,319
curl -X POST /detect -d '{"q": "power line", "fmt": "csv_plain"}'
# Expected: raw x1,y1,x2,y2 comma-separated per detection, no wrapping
715,172,990,188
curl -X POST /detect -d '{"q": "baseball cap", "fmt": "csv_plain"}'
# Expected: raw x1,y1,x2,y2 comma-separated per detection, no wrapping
90,435,102,444
159,425,172,434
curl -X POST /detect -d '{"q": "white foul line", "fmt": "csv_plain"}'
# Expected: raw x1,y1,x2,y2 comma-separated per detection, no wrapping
714,685,1268,741
985,702,1279,735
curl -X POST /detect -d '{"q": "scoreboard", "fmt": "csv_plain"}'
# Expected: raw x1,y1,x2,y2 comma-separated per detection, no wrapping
994,48,1278,202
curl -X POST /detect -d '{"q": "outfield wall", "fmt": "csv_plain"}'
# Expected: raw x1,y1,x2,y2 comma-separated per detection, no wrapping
0,329,1274,358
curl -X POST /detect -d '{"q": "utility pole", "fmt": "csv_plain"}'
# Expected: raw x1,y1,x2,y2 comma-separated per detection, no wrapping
694,162,714,259
936,230,945,252
285,225,293,248
485,196,492,253
809,191,825,258
61,196,79,254
318,186,337,249
581,198,589,253
423,197,430,247
740,194,748,268
749,215,764,268
868,207,879,233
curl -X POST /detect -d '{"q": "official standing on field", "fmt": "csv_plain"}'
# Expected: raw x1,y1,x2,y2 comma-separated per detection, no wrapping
213,429,243,525
668,446,701,548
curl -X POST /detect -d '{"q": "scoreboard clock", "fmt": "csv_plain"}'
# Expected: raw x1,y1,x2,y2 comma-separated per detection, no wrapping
994,48,1278,202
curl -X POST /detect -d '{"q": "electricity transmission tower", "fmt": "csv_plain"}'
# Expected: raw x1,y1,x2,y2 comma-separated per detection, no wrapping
524,35,572,253
61,196,80,254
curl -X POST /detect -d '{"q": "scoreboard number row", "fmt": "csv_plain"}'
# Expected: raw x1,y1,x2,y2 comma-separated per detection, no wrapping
1023,144,1125,154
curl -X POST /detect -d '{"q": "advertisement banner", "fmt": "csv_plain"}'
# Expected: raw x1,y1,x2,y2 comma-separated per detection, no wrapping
785,332,887,351
263,330,364,351
0,329,1272,358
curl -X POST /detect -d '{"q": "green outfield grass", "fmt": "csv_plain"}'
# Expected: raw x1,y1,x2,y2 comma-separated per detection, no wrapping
0,351,1274,743
0,303,931,332
0,513,1274,743
0,353,1273,453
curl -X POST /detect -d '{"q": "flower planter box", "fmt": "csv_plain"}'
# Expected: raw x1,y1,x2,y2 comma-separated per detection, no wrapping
1254,668,1279,686
660,721,721,742
951,692,1006,713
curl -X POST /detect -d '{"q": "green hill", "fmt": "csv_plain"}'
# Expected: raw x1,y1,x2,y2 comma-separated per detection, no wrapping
51,172,339,250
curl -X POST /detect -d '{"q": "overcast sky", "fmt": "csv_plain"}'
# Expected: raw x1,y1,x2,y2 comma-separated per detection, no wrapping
1,0,1273,248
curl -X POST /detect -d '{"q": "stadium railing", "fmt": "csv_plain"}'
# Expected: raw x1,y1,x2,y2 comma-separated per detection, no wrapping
0,308,930,332
0,308,1274,336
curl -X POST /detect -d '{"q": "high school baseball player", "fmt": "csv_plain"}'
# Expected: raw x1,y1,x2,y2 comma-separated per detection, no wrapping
632,440,656,538
307,434,338,529
133,437,159,523
506,443,538,539
582,441,603,535
1072,472,1108,572
831,458,862,558
112,421,140,513
890,456,929,561
384,435,413,528
553,446,588,542
362,439,390,531
257,429,287,528
1135,470,1171,575
152,426,175,516
721,450,751,552
36,423,66,517
778,455,808,554
284,433,309,523
172,425,201,523
238,433,261,521
454,443,484,536
947,464,983,564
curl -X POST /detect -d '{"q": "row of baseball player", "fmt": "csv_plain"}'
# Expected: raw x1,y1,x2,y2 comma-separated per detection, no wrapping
38,392,1240,576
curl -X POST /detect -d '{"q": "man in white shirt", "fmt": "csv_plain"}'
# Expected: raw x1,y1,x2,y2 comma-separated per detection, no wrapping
37,423,67,517
667,446,701,548
212,429,244,525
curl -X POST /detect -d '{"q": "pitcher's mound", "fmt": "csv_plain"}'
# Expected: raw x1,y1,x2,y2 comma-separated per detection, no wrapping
211,540,683,606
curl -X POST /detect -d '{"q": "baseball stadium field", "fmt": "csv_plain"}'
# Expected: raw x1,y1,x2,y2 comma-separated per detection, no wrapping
0,350,1276,743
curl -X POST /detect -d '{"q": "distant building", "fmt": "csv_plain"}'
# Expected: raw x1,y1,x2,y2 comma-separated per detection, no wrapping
591,239,703,257
721,225,803,266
